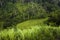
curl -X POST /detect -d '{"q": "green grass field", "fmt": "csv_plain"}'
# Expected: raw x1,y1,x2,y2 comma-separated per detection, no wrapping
0,19,60,40
0,0,60,40
0,26,60,40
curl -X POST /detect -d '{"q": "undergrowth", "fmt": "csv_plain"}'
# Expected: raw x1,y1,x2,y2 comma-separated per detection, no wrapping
0,26,60,40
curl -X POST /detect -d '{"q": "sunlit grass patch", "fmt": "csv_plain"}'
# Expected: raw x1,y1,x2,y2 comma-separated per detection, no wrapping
16,19,47,29
0,26,60,40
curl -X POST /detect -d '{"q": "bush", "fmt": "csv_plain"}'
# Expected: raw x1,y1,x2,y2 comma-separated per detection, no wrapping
47,10,60,26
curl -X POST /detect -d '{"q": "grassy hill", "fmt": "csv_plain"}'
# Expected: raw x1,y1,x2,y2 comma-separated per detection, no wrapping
16,19,47,30
0,19,60,40
0,0,60,40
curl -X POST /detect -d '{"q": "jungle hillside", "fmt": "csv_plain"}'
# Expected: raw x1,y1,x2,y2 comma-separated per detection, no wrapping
0,0,60,40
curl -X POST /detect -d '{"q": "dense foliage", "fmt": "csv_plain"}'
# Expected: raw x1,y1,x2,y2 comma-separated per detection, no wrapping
0,0,60,40
0,0,60,28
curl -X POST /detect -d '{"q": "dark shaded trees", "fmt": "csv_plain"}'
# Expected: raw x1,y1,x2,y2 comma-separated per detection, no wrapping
0,0,60,29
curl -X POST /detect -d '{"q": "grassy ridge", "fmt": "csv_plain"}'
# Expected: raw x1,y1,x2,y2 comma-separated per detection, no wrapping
0,26,60,40
16,19,47,30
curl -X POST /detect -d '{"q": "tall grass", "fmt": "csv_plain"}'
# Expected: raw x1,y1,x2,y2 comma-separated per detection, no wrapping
0,26,60,40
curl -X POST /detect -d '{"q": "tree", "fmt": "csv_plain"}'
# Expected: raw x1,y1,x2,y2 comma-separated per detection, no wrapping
47,9,60,26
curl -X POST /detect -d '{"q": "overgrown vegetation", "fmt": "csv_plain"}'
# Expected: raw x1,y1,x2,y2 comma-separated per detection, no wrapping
0,0,60,28
0,0,60,40
0,26,60,40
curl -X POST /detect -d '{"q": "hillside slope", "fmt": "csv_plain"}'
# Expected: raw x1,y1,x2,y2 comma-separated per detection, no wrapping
16,19,48,29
